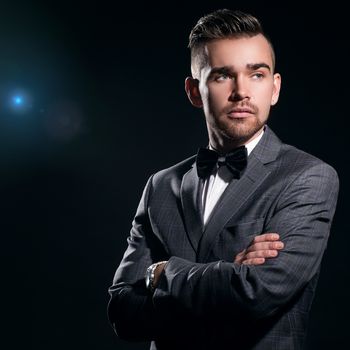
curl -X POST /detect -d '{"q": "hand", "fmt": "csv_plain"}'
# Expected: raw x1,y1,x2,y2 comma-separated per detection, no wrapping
153,262,167,288
234,233,284,265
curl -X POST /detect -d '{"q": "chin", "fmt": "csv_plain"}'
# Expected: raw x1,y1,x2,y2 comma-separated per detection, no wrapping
221,120,265,143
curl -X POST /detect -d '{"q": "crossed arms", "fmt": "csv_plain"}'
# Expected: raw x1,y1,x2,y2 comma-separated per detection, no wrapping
108,162,339,341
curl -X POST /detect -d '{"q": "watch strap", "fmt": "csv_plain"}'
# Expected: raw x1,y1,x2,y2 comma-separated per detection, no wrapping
145,261,167,292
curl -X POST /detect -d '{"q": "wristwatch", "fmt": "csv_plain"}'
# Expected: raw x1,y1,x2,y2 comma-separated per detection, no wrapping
145,261,167,292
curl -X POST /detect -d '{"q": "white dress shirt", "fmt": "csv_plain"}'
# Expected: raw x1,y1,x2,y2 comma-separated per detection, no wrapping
201,128,265,226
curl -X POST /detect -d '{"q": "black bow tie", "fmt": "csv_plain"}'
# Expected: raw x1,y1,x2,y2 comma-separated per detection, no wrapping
196,146,248,179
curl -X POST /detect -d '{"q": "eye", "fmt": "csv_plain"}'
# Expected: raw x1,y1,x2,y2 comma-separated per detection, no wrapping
215,74,231,82
252,72,264,80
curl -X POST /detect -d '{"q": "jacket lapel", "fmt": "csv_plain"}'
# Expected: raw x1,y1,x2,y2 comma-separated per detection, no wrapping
180,163,204,253
197,156,270,262
196,125,282,262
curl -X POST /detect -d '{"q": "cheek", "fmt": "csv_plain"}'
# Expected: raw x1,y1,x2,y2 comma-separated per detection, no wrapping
207,85,230,108
255,85,274,107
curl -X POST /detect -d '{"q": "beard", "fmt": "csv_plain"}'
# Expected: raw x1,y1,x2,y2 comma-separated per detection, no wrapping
205,100,269,150
215,114,267,144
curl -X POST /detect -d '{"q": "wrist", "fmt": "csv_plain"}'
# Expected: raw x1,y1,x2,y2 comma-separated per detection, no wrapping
145,261,167,292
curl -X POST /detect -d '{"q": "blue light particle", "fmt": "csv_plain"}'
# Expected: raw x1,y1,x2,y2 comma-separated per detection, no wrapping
8,90,32,113
13,96,23,105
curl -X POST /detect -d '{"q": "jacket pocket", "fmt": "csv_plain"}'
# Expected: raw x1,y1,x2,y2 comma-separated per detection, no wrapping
213,218,266,261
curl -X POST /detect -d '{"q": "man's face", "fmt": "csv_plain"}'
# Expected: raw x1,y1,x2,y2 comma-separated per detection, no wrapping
190,34,281,149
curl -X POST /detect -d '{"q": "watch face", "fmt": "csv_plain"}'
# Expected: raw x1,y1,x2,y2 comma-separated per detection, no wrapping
145,266,152,289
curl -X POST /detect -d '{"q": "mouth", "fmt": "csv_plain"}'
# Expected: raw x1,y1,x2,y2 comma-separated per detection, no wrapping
227,108,255,119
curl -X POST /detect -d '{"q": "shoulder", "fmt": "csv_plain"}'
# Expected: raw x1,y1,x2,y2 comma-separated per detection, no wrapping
269,142,339,206
150,154,196,186
259,126,339,192
253,125,339,186
279,142,338,181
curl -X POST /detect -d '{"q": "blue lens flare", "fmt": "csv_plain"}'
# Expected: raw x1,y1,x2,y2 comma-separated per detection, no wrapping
13,96,23,105
7,90,32,113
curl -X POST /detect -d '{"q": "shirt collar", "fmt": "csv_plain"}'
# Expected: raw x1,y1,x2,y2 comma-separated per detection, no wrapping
245,127,265,156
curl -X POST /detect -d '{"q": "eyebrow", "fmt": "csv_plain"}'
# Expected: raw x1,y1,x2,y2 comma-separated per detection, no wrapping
209,63,271,77
209,66,232,76
246,63,271,72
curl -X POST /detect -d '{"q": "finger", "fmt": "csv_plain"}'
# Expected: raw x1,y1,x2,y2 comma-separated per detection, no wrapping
244,249,279,260
233,249,246,264
242,258,265,265
246,241,284,253
253,233,279,243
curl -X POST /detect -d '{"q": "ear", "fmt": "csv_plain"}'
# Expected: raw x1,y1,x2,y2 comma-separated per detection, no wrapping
185,77,203,108
271,73,281,106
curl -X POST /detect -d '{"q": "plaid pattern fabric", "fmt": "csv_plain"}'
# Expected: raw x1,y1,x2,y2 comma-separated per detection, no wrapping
108,125,339,350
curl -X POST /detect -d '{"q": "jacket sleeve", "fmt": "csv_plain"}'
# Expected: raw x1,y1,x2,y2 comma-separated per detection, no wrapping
152,162,339,319
107,175,192,341
108,162,339,340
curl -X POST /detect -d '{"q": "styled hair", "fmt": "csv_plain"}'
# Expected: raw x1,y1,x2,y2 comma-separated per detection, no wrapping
188,9,275,78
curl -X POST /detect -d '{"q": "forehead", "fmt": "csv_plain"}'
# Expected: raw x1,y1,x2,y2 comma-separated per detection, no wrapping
203,34,273,69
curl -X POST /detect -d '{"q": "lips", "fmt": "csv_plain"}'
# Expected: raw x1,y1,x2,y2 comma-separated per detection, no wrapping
227,108,255,119
228,108,255,114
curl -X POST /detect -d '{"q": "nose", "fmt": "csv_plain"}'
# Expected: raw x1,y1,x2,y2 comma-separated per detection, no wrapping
229,75,250,102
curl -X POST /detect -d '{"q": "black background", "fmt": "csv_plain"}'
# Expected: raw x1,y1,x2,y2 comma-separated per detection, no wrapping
1,1,348,349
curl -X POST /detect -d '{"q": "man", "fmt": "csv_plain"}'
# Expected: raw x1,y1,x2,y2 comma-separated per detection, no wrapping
107,9,339,350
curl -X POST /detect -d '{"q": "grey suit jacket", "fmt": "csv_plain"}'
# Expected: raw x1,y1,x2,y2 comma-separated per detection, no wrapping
108,125,339,350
